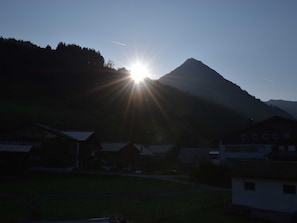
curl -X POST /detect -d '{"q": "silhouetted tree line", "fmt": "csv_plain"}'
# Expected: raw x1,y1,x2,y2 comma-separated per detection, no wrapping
0,37,105,73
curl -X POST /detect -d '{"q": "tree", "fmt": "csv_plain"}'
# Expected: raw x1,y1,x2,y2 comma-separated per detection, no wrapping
105,60,114,69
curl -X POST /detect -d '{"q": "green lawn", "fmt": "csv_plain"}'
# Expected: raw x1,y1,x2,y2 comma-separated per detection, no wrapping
0,173,262,223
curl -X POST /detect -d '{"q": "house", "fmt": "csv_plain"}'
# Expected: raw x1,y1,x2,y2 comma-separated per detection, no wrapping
0,123,100,170
0,144,32,175
219,116,297,164
230,162,297,217
61,130,101,170
100,142,153,171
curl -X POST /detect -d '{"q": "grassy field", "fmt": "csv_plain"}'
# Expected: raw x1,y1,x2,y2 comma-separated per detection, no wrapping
0,173,263,223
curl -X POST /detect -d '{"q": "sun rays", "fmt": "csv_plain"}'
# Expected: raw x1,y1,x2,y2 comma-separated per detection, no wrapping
129,62,149,83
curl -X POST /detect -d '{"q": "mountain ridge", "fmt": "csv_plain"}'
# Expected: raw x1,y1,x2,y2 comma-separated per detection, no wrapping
266,100,297,119
159,58,292,121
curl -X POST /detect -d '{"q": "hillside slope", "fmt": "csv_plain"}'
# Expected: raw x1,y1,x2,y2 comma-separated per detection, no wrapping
266,100,297,119
159,58,291,121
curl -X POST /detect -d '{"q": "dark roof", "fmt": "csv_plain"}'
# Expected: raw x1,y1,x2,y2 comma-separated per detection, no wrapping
61,131,94,141
34,123,75,141
230,162,297,181
0,144,32,153
35,123,94,142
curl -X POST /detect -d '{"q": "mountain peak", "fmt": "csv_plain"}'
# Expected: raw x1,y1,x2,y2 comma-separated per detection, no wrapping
164,58,222,81
184,57,200,63
159,58,292,120
182,58,205,67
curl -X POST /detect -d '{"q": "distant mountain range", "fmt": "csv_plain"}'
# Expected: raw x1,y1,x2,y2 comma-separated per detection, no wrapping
266,100,297,119
159,58,292,122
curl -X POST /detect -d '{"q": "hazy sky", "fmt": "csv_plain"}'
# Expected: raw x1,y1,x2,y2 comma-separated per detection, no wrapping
1,0,297,101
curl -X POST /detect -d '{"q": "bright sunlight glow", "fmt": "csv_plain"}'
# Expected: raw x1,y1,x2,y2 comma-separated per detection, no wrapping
130,62,149,83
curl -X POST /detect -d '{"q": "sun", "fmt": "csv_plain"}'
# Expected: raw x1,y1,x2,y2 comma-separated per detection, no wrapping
130,62,149,83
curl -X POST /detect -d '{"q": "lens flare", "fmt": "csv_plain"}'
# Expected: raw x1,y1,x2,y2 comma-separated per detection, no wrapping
130,62,148,83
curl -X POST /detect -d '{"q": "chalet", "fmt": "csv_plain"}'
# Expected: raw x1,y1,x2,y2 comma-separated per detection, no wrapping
230,162,297,219
219,116,297,164
0,123,100,170
100,142,153,171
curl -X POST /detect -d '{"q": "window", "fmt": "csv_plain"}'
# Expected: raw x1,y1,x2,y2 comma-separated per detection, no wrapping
241,134,247,140
273,133,279,140
252,134,259,140
244,182,255,191
278,146,285,152
288,146,296,152
262,133,269,140
283,185,296,194
258,146,265,152
283,132,291,139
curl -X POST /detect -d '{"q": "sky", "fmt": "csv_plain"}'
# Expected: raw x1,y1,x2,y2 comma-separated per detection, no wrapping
1,0,297,101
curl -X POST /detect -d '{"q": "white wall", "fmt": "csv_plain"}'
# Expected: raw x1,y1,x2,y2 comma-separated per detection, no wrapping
232,177,297,213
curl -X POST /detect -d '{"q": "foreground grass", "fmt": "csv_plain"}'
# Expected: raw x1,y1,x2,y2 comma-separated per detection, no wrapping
0,173,261,223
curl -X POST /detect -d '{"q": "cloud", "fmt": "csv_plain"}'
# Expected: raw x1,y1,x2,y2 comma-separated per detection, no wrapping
107,40,127,46
264,78,274,83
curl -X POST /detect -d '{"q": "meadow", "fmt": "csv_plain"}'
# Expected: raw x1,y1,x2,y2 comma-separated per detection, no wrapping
0,173,263,223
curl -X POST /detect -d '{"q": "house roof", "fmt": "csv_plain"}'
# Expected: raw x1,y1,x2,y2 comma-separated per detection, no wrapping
61,131,94,141
230,162,297,181
35,123,94,142
0,144,32,153
147,144,174,154
178,147,210,164
34,123,77,141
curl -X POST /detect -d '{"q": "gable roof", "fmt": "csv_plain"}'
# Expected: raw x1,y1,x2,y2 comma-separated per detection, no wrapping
34,123,73,140
0,144,32,153
61,131,94,141
35,124,94,142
